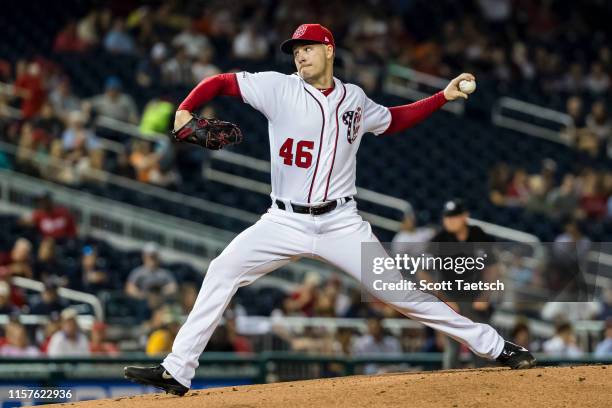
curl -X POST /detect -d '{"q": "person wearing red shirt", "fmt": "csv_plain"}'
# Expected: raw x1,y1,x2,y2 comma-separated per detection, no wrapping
53,21,89,53
23,192,77,239
14,62,46,119
89,321,120,356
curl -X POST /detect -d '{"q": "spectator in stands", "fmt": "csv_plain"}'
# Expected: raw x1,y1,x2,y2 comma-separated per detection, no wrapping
232,23,268,60
561,96,585,145
0,136,11,169
397,325,425,353
0,281,18,314
79,245,111,293
136,43,167,90
103,18,136,55
333,327,355,356
599,287,612,321
566,96,585,126
505,168,530,206
224,310,252,353
77,11,101,47
172,19,211,58
30,278,69,315
125,243,178,302
13,62,45,119
0,237,33,279
283,271,321,317
547,174,579,220
539,158,557,195
594,318,612,357
48,77,81,122
53,20,89,53
585,62,610,95
586,101,611,144
15,122,41,175
511,321,536,351
421,327,445,353
131,8,160,52
60,109,105,183
551,220,592,297
343,287,374,318
506,249,536,290
23,192,77,240
38,313,61,354
129,139,177,187
32,103,63,148
139,97,175,136
87,76,139,124
0,322,41,357
33,238,66,284
489,162,512,206
391,205,435,257
191,48,220,84
272,323,335,355
575,128,600,157
89,321,119,356
559,63,585,94
113,151,136,179
525,175,550,213
179,283,198,315
578,170,607,219
47,308,90,356
206,324,235,352
511,42,535,81
542,322,584,358
352,317,401,374
313,287,336,318
45,139,72,185
316,275,349,318
146,305,182,355
162,46,193,86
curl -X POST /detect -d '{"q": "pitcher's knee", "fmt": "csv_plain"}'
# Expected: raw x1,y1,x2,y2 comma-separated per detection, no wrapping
207,254,246,280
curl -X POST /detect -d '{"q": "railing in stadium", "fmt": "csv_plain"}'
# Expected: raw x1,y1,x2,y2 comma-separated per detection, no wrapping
0,353,610,385
383,65,573,146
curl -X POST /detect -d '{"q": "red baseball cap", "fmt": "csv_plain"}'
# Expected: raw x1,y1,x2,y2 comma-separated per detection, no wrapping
280,24,335,55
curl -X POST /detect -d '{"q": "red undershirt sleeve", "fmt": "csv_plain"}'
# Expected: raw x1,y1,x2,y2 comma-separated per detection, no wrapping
178,73,241,111
381,91,448,135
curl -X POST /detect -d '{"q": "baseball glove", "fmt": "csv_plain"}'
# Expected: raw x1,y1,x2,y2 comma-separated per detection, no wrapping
170,114,243,150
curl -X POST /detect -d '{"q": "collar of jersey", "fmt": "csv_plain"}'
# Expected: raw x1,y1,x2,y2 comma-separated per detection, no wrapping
297,74,343,105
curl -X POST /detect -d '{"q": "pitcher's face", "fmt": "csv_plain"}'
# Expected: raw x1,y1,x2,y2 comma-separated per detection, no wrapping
293,43,333,82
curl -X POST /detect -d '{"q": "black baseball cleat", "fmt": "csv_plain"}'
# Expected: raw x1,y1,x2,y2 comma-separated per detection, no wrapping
124,365,189,396
496,341,536,369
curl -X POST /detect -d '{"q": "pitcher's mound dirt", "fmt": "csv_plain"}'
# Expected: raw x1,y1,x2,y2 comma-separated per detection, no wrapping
54,365,611,408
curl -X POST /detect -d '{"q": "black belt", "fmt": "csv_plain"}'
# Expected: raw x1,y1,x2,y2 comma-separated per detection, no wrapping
275,197,353,215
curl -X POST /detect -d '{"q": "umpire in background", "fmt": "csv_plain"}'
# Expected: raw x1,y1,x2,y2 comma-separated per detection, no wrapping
430,199,497,369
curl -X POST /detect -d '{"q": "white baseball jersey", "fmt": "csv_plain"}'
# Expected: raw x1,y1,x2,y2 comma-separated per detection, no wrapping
236,71,391,205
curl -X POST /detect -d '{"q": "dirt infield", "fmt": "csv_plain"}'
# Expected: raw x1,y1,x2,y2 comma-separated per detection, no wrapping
54,365,611,408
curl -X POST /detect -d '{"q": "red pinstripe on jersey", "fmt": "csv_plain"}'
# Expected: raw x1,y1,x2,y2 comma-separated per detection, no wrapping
323,82,347,201
304,87,325,204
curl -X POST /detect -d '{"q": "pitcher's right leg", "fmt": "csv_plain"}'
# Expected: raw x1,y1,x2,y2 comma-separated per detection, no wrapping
127,210,312,390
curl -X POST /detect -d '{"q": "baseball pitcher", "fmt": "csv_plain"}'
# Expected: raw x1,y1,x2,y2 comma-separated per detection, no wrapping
125,24,535,396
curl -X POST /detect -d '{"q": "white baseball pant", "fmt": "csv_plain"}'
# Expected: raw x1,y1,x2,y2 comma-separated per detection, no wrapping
162,200,505,387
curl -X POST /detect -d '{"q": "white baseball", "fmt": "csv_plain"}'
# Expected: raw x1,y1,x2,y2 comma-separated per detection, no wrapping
459,79,476,94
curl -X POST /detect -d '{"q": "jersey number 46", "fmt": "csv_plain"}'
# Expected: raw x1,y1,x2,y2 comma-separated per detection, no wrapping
279,138,314,169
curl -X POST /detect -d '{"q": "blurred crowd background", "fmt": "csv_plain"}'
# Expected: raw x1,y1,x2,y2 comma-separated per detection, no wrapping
0,0,611,372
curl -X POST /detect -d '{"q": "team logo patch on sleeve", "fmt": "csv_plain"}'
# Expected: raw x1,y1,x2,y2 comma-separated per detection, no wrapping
342,107,362,144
